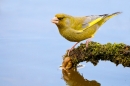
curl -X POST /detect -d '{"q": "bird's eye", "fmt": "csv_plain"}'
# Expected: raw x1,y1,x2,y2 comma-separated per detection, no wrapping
58,17,64,20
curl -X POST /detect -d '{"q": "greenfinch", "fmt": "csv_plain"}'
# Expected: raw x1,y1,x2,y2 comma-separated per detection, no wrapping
51,12,121,55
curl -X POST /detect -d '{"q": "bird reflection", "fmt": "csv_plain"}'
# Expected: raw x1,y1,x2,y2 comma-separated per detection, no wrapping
62,68,101,86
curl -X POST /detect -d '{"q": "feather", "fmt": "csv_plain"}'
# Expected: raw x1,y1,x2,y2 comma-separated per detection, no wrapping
52,12,121,42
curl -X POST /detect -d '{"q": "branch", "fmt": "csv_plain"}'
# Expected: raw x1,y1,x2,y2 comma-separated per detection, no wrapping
62,41,130,70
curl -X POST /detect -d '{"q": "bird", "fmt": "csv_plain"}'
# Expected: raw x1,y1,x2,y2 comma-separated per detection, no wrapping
51,12,121,56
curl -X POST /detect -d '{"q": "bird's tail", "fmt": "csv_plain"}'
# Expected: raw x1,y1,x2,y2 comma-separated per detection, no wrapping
104,12,122,21
107,12,122,18
97,12,122,26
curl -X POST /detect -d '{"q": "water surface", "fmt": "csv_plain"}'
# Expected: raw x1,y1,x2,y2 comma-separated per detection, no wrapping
0,0,130,86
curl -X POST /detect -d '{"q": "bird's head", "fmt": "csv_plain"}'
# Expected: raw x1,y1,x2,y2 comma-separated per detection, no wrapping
51,13,72,28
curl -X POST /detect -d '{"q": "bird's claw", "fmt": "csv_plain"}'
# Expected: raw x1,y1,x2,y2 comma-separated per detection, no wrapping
67,49,71,56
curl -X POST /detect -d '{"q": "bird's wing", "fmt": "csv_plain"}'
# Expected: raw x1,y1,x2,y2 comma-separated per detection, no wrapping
82,15,106,28
71,12,121,34
74,14,107,33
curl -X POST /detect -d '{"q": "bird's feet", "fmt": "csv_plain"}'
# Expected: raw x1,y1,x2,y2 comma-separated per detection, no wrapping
67,39,91,56
86,39,91,48
67,48,73,56
67,49,72,56
67,42,79,56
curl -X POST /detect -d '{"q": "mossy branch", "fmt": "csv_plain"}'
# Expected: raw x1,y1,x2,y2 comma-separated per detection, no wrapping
62,41,130,70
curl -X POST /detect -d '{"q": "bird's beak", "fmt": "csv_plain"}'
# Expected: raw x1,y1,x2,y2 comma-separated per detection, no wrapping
51,17,59,24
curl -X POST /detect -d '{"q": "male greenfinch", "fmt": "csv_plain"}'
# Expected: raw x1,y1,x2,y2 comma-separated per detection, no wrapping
51,12,121,56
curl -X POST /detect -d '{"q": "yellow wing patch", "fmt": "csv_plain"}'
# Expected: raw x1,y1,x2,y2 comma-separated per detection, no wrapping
86,17,103,29
75,17,104,33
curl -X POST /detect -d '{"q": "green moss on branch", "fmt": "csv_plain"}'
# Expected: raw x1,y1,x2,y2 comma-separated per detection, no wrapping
62,41,130,69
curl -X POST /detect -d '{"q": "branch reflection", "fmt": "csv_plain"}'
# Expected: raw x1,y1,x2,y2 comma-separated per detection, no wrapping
62,69,101,86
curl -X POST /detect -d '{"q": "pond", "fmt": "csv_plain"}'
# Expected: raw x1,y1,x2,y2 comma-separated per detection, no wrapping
0,40,130,86
0,0,130,86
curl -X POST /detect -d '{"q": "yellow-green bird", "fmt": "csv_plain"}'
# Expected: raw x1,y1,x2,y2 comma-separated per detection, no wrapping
51,12,121,55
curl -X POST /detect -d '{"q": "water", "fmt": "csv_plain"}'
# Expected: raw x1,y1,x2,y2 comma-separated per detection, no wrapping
0,0,130,86
0,39,130,86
